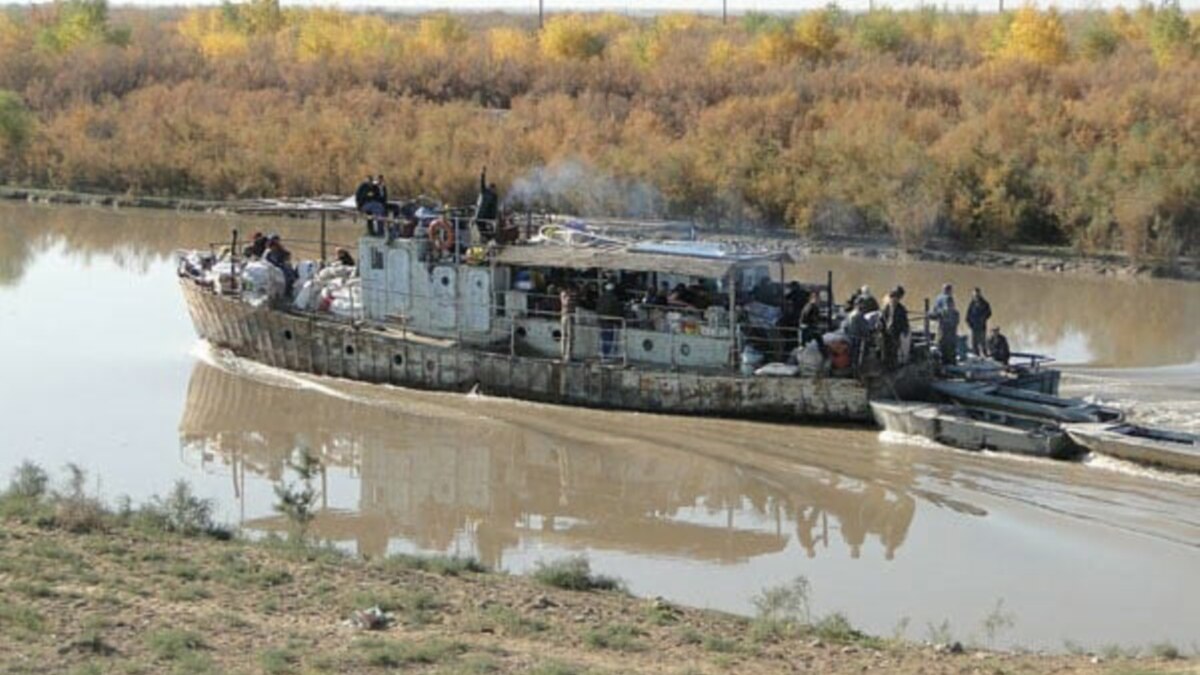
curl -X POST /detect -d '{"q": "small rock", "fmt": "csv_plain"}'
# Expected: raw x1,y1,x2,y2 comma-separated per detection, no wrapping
528,595,557,610
807,639,824,649
949,641,965,654
346,606,394,631
840,645,857,654
1090,656,1102,664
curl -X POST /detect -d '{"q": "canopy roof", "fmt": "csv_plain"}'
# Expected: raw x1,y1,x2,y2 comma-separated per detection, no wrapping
493,243,792,278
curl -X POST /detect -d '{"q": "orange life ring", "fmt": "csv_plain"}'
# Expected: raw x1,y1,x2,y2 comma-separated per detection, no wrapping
429,218,455,252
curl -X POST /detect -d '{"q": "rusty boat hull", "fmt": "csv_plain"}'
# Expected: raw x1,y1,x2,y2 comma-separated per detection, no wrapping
181,280,931,423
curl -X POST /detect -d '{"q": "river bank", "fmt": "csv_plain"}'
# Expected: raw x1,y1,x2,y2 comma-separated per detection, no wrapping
4,185,1196,283
1,518,1191,675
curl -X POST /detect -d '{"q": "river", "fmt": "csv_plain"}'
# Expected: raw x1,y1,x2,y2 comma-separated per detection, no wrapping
1,201,1198,651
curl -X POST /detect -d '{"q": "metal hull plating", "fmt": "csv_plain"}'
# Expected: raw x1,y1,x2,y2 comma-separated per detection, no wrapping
181,281,928,423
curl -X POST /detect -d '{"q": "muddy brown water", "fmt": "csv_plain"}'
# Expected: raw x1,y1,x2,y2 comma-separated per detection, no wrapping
2,202,1198,651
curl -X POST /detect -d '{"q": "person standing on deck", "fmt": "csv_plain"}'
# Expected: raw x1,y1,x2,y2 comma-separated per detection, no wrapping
881,286,910,369
559,286,575,363
597,282,623,361
856,285,879,313
265,234,297,296
932,283,954,317
799,291,824,346
966,287,992,356
841,299,870,371
475,167,500,237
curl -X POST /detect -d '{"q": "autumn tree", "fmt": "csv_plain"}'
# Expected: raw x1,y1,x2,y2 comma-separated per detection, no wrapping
1001,6,1069,65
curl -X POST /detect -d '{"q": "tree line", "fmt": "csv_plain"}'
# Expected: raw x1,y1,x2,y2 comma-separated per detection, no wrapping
0,0,1197,260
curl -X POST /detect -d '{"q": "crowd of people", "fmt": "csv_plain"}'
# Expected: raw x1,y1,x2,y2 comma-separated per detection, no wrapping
353,168,509,247
830,281,1011,374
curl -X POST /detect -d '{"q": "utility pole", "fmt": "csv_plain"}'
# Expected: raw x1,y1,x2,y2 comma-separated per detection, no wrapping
722,0,727,24
539,0,544,29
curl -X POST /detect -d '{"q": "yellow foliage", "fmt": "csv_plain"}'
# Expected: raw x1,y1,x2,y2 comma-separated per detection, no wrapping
751,28,801,65
413,14,467,57
794,9,840,61
488,26,533,63
587,12,637,37
1001,6,1069,65
1110,7,1144,42
294,11,397,63
178,10,250,60
706,36,738,69
655,13,705,35
0,14,22,51
540,14,605,61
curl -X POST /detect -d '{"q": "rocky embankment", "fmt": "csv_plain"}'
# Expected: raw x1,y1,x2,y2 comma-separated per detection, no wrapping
0,520,1194,674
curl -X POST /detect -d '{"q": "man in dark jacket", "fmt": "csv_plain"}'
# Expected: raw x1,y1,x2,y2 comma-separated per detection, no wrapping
966,287,992,356
987,327,1011,365
881,286,909,369
354,176,378,211
475,167,500,234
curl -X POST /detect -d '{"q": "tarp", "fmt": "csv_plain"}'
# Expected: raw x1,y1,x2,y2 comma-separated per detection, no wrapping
493,243,791,279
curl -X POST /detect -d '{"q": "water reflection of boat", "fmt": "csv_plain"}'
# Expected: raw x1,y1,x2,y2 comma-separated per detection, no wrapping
178,359,923,564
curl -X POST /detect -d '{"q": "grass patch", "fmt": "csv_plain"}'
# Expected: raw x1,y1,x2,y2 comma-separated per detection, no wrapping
146,629,207,661
9,580,56,599
810,612,882,648
527,662,588,675
583,623,645,652
260,646,303,674
703,635,739,653
531,556,624,592
381,552,487,577
471,605,548,637
355,637,467,668
1148,642,1181,660
0,600,44,635
165,583,213,602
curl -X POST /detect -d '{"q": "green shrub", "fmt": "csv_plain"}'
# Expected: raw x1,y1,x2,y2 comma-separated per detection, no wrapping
583,623,645,652
146,629,207,661
531,556,624,592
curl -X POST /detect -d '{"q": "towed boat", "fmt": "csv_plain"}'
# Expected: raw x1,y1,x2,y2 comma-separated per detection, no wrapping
1065,423,1200,473
932,381,1122,424
871,401,1077,459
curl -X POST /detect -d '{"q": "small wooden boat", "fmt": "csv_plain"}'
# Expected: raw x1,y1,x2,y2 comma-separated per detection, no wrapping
871,401,1078,459
1065,423,1200,473
932,381,1123,424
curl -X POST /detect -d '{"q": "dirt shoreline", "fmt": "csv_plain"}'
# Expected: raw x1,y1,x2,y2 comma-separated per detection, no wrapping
0,521,1191,675
4,185,1197,282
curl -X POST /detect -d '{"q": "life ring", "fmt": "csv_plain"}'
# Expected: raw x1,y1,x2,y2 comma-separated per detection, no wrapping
429,218,455,252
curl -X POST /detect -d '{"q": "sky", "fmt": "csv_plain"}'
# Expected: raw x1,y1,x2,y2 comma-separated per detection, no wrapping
106,0,1200,13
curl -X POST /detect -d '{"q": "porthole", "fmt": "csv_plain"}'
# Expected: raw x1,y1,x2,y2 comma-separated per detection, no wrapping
552,329,563,341
393,354,404,367
282,329,294,341
680,343,691,357
440,275,451,287
344,344,355,356
515,326,528,338
642,339,654,352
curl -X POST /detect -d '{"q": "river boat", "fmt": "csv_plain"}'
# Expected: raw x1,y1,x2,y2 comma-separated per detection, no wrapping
870,401,1077,459
177,208,933,423
931,381,1123,424
1065,423,1200,472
